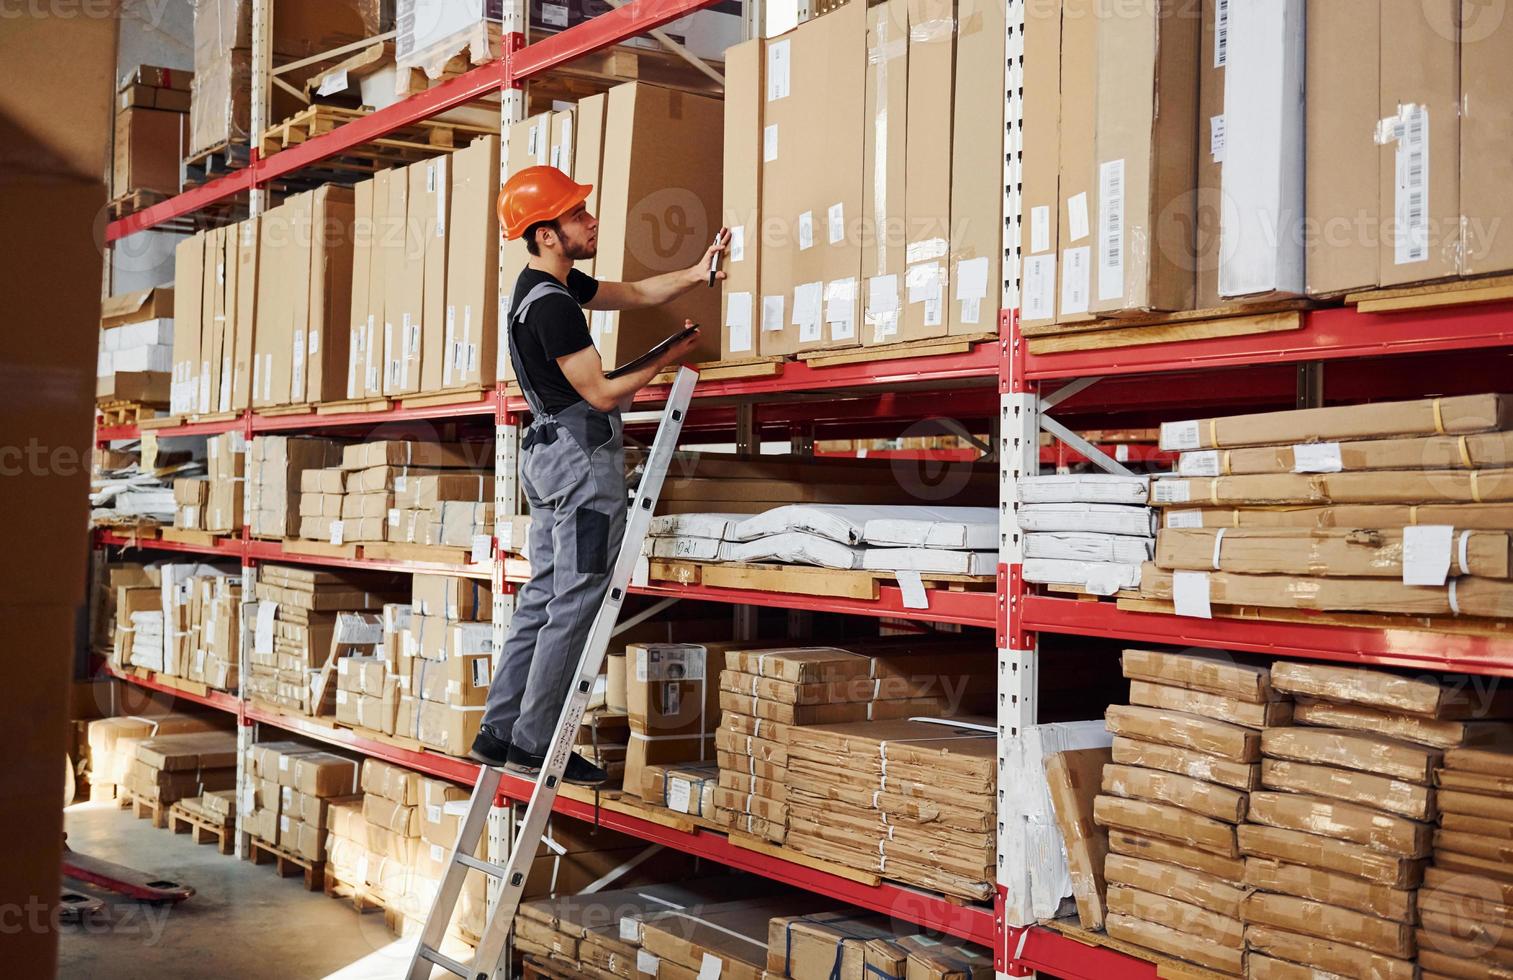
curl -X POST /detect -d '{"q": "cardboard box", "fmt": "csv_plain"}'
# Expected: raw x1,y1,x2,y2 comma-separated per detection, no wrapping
1247,791,1431,858
1109,736,1260,792
1092,795,1238,857
1106,828,1245,884
1160,526,1512,579
411,575,491,621
231,218,258,411
1461,0,1513,276
417,154,452,395
361,758,421,805
302,185,356,403
1101,764,1247,824
1054,0,1097,324
947,0,1005,335
1104,704,1260,763
1244,857,1416,923
1245,925,1417,980
343,440,480,471
1105,853,1246,920
441,136,499,391
596,82,723,365
383,166,420,395
112,106,186,198
1090,0,1198,316
1294,701,1513,752
1271,660,1513,720
363,792,422,836
1444,745,1513,777
1304,0,1381,297
417,651,491,708
1243,891,1414,959
1017,0,1062,327
1180,429,1513,477
1262,758,1433,823
642,763,719,817
102,288,174,329
417,700,483,756
171,234,204,416
1103,914,1243,974
1128,679,1291,729
900,0,952,343
1379,0,1460,286
1106,884,1242,946
253,201,293,408
1044,747,1111,929
721,38,762,358
1261,727,1441,785
1192,0,1227,309
1219,0,1305,299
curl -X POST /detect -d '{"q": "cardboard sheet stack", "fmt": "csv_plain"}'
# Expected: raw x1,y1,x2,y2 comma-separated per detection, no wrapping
204,431,246,533
357,759,424,907
125,731,238,807
644,505,999,576
576,708,631,788
246,565,395,716
276,752,361,862
1147,394,1513,619
1019,474,1155,594
388,575,494,756
1091,650,1292,976
1420,745,1513,978
297,440,490,546
188,571,242,691
86,714,224,799
334,609,398,736
250,435,345,539
785,716,998,901
97,287,173,408
122,563,240,682
324,797,371,898
178,789,237,833
1244,661,1513,980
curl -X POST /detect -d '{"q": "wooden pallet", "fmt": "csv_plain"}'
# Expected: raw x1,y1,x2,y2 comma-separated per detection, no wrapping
97,400,165,427
167,802,235,855
259,104,496,166
107,189,173,221
796,332,998,369
1346,273,1513,314
249,837,325,891
323,871,384,913
120,790,169,829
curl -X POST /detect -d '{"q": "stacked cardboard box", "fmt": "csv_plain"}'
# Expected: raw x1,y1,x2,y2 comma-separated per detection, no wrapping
125,564,241,681
324,797,372,899
397,574,494,756
576,708,630,787
112,65,190,199
857,934,995,980
249,435,345,539
88,714,226,799
1019,475,1155,594
358,759,424,908
97,288,173,407
126,731,238,806
1419,746,1513,978
246,565,394,716
1237,661,1513,979
172,478,208,531
405,775,489,943
204,431,246,534
333,609,396,734
301,439,489,545
785,716,996,901
179,788,237,833
186,571,242,691
276,753,361,861
624,641,730,805
1148,395,1513,620
1093,650,1290,975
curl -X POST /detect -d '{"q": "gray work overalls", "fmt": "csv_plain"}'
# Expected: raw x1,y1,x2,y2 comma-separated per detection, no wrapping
481,279,627,755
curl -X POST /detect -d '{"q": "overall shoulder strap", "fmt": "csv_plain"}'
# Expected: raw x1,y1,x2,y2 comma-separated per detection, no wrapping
508,278,580,420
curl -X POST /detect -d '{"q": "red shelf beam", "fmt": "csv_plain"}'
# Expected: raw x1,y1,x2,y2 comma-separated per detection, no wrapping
103,665,242,714
1021,593,1513,677
249,396,499,432
1004,925,1159,980
245,539,492,580
508,0,726,82
95,529,245,559
628,579,998,629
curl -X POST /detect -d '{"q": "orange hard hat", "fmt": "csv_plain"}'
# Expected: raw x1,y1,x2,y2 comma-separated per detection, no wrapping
498,165,593,241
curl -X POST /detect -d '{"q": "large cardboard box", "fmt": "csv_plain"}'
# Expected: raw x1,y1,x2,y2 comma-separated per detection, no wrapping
302,185,355,404
1219,0,1305,299
1193,0,1228,309
232,218,259,411
573,94,607,281
1018,0,1062,327
419,155,452,394
596,83,723,365
501,112,551,381
1461,0,1513,277
1379,0,1460,287
383,166,421,396
1054,0,1097,323
625,642,722,795
111,107,186,198
1304,0,1380,297
900,0,954,342
172,234,205,416
202,226,228,416
253,201,293,408
347,178,376,399
948,0,1006,336
860,0,908,346
359,170,391,399
1090,0,1198,316
722,39,763,359
442,136,500,391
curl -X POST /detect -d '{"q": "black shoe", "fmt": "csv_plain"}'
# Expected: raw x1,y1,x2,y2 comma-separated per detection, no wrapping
505,744,608,787
468,724,511,768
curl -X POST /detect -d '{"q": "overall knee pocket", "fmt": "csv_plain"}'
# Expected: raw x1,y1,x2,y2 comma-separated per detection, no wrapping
574,507,611,575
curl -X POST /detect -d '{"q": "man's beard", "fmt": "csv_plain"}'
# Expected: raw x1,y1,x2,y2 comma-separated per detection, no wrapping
563,234,597,261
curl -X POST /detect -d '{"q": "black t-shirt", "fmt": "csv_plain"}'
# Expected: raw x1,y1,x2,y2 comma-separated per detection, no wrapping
508,267,600,415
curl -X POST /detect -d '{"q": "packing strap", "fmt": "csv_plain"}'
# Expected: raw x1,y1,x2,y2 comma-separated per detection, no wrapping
1433,397,1446,434
1211,528,1227,571
1457,530,1472,577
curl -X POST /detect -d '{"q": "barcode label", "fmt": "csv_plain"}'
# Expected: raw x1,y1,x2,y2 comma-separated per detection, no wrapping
1396,106,1430,265
1060,246,1091,316
1097,159,1126,302
1215,0,1230,68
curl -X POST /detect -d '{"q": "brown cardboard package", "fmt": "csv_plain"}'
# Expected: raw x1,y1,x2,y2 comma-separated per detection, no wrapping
284,193,315,407
1089,0,1198,316
1193,0,1227,309
419,154,451,394
766,910,896,979
1245,925,1417,980
1158,393,1513,451
172,234,205,415
947,0,1005,336
417,701,483,756
1140,563,1513,619
1110,736,1260,792
1294,701,1513,752
574,94,607,281
1246,792,1432,857
1107,829,1246,883
441,136,499,391
899,0,953,343
1461,0,1513,276
252,203,291,408
347,177,376,399
1105,853,1246,919
1121,648,1280,703
363,793,421,836
1103,914,1243,974
290,752,359,798
112,107,187,198
1260,728,1441,784
722,38,762,359
1272,660,1513,720
1379,0,1460,287
1044,747,1111,929
1304,0,1381,297
1445,745,1513,776
1183,430,1513,476
859,0,908,346
361,758,421,805
1104,704,1260,762
1101,763,1247,823
1128,679,1292,729
1017,0,1061,327
596,83,723,365
1261,758,1434,822
232,218,259,410
1244,858,1416,923
1243,891,1415,959
1092,795,1238,857
1105,884,1242,946
302,185,356,404
1053,0,1096,325
203,227,228,415
1158,526,1511,579
382,166,420,396
639,903,777,980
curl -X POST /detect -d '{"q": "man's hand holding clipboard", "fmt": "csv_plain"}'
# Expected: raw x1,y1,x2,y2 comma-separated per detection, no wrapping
605,321,701,379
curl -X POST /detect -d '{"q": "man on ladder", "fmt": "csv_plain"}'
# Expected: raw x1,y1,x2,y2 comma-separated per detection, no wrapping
470,165,726,785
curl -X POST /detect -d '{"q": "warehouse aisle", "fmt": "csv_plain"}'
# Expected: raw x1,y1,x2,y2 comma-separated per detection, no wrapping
59,802,413,979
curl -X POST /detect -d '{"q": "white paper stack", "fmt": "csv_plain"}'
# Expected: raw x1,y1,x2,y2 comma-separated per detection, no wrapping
129,610,165,672
1018,476,1154,595
643,512,745,562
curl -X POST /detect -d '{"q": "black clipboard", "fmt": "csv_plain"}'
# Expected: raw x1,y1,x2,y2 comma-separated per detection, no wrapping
604,324,698,379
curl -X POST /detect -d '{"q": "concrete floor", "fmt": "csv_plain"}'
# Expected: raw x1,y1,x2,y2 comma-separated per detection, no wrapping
59,802,418,979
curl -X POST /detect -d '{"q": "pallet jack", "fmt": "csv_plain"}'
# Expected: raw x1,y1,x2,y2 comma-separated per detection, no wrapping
406,367,697,980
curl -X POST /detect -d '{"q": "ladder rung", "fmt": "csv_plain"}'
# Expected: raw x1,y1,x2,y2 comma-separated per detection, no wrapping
455,853,504,877
418,945,472,978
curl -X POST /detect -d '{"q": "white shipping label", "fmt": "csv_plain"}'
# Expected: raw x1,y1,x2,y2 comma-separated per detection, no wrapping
1152,480,1193,504
1060,246,1091,315
435,156,447,237
254,601,277,654
825,278,857,342
766,39,791,100
956,255,990,300
1031,205,1052,254
868,275,900,315
1403,524,1454,586
729,225,745,262
1066,192,1090,243
330,520,345,546
828,203,845,245
470,535,492,564
1161,420,1203,451
1210,114,1227,163
1178,451,1221,477
1173,571,1213,619
619,917,640,942
668,778,693,814
761,295,785,333
763,125,778,162
725,292,754,354
896,570,929,609
794,281,824,343
471,659,490,688
1097,159,1126,302
1022,254,1056,321
698,953,723,980
637,951,660,975
317,68,349,96
632,555,650,588
1395,105,1430,266
1166,510,1205,529
1292,442,1343,473
336,689,349,705
798,211,814,250
541,2,567,27
1215,0,1230,67
907,262,940,303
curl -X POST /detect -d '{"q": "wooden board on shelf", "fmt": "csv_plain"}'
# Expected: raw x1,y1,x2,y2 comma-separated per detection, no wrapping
647,560,877,599
1041,917,1238,980
1114,595,1513,640
281,537,360,559
557,784,699,834
726,831,883,886
1025,311,1304,356
399,387,492,410
361,541,475,567
1019,299,1316,338
1346,273,1513,314
797,333,997,369
255,403,316,418
259,104,496,164
158,528,223,548
331,721,426,756
140,410,240,430
316,397,392,415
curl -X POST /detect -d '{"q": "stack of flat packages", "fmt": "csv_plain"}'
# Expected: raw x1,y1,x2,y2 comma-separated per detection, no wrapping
126,731,239,807
203,431,246,534
1420,746,1513,979
323,797,371,899
398,774,489,945
1018,474,1154,594
713,643,994,847
329,439,490,545
276,751,361,862
249,435,345,540
645,512,744,563
245,565,395,717
576,708,630,787
1147,394,1513,619
190,571,242,691
785,716,997,901
857,935,995,980
87,713,224,798
333,614,393,735
1248,661,1513,980
1092,649,1292,976
359,759,424,910
179,788,237,832
624,641,750,807
173,477,208,530
397,574,494,756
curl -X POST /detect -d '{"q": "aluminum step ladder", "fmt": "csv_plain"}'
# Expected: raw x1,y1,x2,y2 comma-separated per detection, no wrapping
407,367,698,980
